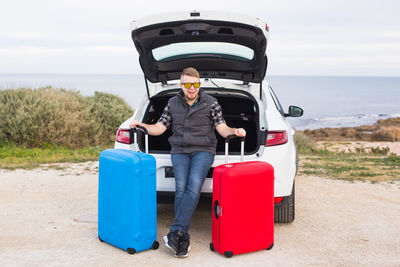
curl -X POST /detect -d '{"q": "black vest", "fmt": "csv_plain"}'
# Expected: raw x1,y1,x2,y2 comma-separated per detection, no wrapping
168,90,218,154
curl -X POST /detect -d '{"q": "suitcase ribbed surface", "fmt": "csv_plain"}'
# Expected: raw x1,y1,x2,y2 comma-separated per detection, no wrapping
212,161,274,256
98,149,156,253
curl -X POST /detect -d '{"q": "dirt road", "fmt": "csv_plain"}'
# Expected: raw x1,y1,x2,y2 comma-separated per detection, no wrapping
0,162,399,266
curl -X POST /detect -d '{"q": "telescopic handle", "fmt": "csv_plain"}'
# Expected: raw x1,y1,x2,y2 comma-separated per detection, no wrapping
132,126,148,135
130,126,149,154
224,135,245,164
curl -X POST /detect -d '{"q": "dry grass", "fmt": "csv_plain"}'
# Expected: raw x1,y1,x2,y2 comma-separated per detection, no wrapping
295,132,400,182
299,154,400,182
0,143,107,170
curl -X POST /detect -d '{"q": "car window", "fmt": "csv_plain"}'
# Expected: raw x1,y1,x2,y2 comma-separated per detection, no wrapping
152,42,254,62
269,86,285,116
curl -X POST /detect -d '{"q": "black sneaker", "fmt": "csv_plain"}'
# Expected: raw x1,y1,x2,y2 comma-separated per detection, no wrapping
163,230,182,253
174,234,191,258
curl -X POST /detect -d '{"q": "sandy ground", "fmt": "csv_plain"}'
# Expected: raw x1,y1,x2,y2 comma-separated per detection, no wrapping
1,162,400,266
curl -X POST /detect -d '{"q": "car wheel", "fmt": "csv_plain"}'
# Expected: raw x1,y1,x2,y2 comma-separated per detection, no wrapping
274,182,295,223
151,241,159,250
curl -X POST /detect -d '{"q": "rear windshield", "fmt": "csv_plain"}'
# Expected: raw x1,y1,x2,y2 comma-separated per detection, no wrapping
152,42,254,62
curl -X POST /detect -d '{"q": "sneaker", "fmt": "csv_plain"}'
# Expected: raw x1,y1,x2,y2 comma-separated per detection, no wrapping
174,234,191,258
163,230,181,253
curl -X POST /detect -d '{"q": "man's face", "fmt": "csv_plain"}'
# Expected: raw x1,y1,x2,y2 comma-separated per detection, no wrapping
180,75,200,101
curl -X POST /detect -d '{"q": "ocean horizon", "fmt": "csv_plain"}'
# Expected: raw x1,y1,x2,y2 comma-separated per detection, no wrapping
1,73,399,130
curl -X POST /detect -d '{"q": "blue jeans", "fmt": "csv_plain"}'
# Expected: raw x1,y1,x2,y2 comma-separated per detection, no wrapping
170,152,214,235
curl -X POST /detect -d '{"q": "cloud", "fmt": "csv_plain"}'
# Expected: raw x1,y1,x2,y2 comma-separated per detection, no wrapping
0,31,129,48
0,0,399,75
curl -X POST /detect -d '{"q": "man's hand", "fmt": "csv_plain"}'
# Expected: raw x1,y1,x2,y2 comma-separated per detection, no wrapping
129,120,142,128
234,128,246,137
129,120,167,136
216,123,246,138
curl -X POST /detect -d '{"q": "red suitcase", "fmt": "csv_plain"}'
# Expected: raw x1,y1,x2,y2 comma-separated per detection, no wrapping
210,135,274,257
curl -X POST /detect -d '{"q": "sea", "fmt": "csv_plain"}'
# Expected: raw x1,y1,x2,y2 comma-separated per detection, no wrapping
1,73,399,130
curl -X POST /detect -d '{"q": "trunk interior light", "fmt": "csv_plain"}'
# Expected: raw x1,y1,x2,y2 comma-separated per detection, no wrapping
116,129,131,144
266,131,287,146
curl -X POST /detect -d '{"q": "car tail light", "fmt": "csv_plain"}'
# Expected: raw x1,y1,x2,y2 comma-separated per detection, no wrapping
116,129,131,144
266,131,287,146
265,23,269,32
274,197,284,204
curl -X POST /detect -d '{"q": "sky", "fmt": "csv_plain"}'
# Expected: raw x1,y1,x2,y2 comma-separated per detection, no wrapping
1,0,399,76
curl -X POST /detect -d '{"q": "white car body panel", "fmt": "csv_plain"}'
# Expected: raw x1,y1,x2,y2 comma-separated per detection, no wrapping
115,83,297,197
115,11,298,199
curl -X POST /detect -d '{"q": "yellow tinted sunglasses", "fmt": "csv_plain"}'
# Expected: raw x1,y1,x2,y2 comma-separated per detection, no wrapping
182,82,201,89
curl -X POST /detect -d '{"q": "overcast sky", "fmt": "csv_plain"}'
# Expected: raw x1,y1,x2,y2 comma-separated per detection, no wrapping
1,0,399,76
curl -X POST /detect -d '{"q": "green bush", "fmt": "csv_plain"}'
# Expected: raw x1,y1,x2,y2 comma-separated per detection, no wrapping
294,131,318,154
89,91,134,145
0,87,133,148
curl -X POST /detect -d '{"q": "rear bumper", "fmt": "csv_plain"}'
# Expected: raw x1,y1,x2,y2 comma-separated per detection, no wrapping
157,191,291,207
114,142,295,198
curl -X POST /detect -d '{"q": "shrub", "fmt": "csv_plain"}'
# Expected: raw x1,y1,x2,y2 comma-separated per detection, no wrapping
294,132,318,154
370,146,390,155
89,91,134,145
371,126,400,141
0,87,133,148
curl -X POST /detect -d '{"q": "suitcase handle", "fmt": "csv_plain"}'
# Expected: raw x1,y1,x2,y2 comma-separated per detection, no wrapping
224,134,245,143
224,135,245,164
214,200,219,219
130,125,148,135
129,126,148,154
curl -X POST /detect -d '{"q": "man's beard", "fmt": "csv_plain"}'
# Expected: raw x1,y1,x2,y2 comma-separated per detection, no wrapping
185,92,198,101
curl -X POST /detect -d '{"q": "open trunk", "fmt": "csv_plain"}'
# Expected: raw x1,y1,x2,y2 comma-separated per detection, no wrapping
138,88,261,155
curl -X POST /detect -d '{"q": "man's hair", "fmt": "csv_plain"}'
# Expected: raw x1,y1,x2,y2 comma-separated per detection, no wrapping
181,67,200,79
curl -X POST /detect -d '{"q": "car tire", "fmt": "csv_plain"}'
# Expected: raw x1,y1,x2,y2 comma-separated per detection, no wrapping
274,182,295,223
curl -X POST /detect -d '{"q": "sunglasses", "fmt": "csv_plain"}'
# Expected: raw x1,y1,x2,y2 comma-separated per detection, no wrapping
182,82,201,89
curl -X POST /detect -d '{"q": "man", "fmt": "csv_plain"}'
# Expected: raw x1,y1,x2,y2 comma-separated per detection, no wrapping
130,67,246,258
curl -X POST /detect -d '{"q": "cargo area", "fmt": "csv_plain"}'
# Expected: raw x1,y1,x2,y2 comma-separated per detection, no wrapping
138,89,261,155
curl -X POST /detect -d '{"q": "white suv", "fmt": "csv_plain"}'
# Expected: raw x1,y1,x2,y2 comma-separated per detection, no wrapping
114,11,303,223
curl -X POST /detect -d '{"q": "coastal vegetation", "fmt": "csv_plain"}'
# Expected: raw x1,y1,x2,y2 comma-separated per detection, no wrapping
0,143,104,170
295,132,400,182
1,87,399,182
0,87,132,169
0,87,133,148
302,117,400,141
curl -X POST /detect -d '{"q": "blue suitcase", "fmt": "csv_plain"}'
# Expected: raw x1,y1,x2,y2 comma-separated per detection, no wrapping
98,127,158,254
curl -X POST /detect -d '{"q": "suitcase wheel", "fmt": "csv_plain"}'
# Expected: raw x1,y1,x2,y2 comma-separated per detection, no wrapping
98,235,104,242
266,242,274,250
152,241,159,250
127,248,136,254
210,243,215,252
224,251,233,258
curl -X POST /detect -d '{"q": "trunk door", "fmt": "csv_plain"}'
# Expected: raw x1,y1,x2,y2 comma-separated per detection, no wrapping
131,11,268,96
